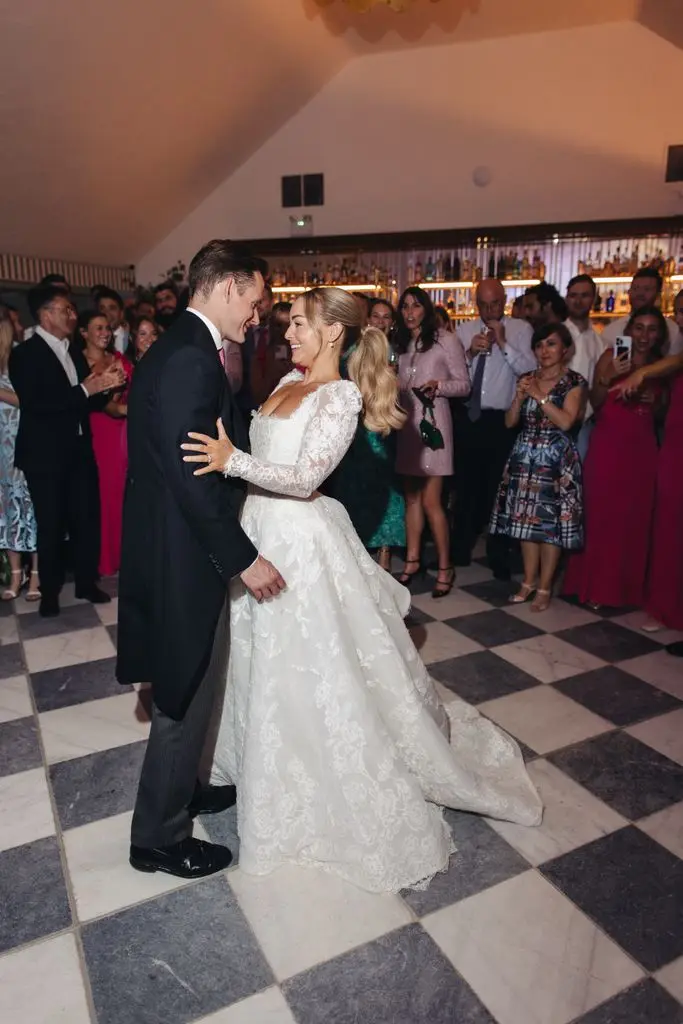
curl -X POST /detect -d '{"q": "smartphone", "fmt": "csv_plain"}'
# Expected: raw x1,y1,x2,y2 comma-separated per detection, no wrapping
615,335,632,360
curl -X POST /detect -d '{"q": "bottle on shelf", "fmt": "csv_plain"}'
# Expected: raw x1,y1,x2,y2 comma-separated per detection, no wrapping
487,252,496,278
340,260,349,285
603,251,614,276
531,250,541,279
593,291,603,313
538,255,546,281
407,261,415,286
453,255,461,281
462,257,471,281
521,250,530,279
443,255,452,281
605,290,615,313
577,256,587,274
629,247,638,275
425,255,435,282
415,260,423,283
435,255,443,281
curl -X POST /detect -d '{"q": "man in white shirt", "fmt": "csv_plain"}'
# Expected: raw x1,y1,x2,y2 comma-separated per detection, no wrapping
98,287,130,355
564,274,605,459
601,267,680,354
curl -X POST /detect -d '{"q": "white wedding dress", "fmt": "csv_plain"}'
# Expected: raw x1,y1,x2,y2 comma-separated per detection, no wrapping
211,371,542,893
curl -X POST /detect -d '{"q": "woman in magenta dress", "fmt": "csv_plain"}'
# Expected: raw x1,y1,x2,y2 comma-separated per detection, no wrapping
78,310,133,577
395,287,470,598
563,307,667,609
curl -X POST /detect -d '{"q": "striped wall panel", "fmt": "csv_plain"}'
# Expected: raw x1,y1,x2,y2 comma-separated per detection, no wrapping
0,253,135,292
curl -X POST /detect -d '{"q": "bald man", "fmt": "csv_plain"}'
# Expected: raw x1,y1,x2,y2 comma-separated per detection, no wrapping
452,279,535,579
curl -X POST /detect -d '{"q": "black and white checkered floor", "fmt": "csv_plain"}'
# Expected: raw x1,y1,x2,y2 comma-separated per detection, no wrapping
2,550,683,1024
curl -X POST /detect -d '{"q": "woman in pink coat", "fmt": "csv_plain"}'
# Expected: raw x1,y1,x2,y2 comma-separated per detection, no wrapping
396,287,470,598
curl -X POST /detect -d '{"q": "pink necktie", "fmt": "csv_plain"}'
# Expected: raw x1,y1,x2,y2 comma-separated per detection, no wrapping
219,347,226,370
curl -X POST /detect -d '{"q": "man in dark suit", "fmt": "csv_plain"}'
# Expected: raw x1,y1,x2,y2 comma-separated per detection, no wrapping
9,286,124,617
117,239,285,880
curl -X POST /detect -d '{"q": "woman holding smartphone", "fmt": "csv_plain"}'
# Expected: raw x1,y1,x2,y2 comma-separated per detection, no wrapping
563,306,667,609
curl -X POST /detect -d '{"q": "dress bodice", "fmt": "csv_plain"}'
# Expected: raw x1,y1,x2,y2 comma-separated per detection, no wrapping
520,369,586,442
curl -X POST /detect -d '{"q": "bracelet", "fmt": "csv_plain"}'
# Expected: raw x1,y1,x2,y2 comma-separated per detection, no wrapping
539,396,550,408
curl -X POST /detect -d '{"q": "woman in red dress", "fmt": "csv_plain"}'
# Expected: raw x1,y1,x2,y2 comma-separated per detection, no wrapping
563,307,667,609
79,310,133,577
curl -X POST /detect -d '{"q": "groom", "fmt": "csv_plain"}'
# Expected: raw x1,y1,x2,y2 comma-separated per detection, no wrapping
117,239,285,878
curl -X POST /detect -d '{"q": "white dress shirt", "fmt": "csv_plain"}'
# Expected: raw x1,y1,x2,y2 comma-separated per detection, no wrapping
564,318,605,420
601,314,681,354
36,325,87,431
112,325,130,356
187,308,222,351
456,316,536,410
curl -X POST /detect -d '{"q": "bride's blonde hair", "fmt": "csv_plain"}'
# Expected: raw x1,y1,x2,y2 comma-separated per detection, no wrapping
303,287,406,436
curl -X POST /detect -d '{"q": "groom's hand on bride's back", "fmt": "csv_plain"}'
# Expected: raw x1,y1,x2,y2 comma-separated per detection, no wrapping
240,555,286,602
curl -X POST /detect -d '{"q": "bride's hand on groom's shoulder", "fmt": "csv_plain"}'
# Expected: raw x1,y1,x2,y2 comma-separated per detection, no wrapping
181,418,234,475
240,555,286,602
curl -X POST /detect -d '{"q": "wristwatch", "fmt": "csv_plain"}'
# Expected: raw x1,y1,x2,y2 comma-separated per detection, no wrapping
539,396,550,407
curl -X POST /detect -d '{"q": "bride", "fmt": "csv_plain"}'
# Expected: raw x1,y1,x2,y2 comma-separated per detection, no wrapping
182,286,542,893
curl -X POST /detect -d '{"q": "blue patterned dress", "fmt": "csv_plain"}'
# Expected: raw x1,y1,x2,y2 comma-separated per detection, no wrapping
489,369,586,549
0,371,37,551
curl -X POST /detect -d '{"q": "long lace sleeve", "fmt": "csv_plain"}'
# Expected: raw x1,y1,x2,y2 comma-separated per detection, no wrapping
435,332,471,399
224,381,362,498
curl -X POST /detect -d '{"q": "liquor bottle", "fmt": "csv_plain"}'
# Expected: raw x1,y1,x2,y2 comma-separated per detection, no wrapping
332,263,340,284
452,255,461,281
435,255,443,281
614,247,623,274
593,291,603,313
531,251,541,279
415,260,423,283
538,256,546,281
629,248,638,275
577,257,587,274
446,291,455,311
521,250,530,279
461,258,471,281
340,260,349,285
425,255,435,281
507,251,516,278
664,254,676,277
488,251,496,278
604,252,614,276
606,290,615,313
407,261,415,286
324,264,333,285
443,255,452,281
496,252,507,278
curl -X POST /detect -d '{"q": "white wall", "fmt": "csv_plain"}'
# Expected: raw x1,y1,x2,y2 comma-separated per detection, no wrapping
137,21,683,284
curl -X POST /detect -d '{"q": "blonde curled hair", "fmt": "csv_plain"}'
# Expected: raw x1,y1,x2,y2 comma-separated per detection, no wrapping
303,287,406,436
0,318,14,375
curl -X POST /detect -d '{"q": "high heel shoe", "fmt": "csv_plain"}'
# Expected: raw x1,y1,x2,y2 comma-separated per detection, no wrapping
509,582,536,604
397,559,423,587
531,589,552,613
25,571,41,602
1,570,23,601
432,566,455,599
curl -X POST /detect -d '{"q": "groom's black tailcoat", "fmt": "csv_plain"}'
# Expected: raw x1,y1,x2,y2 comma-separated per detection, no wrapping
116,311,257,720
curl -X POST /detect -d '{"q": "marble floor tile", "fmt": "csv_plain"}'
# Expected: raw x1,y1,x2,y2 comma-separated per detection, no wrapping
626,708,683,766
14,580,80,615
404,605,436,627
50,739,147,830
18,602,102,641
488,759,627,866
453,563,494,587
459,580,518,609
0,766,55,852
30,656,130,712
574,979,683,1024
0,836,71,953
193,987,298,1024
107,623,118,647
424,870,644,1024
541,827,683,971
0,933,91,1024
283,923,495,1024
410,620,483,664
23,625,116,674
0,612,19,645
657,957,683,1007
0,715,42,776
199,804,240,864
554,666,682,727
638,802,683,860
95,596,119,626
548,731,683,820
0,641,26,679
412,588,493,622
428,650,539,704
556,620,660,663
82,876,273,1024
612,609,683,647
505,599,600,634
229,861,412,981
63,811,209,921
446,609,544,649
620,649,683,700
401,810,530,917
39,689,150,764
0,673,32,722
493,633,606,684
478,686,612,755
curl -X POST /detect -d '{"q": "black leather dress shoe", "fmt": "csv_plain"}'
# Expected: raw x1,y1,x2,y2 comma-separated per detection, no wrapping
75,585,111,604
130,837,233,878
188,784,237,818
39,595,60,618
666,641,683,658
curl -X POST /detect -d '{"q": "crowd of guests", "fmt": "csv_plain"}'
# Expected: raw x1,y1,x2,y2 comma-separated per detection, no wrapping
1,265,682,653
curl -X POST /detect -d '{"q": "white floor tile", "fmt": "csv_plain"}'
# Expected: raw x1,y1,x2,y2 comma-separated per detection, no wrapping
626,708,683,766
0,767,55,852
505,601,600,634
656,956,683,1005
620,650,683,700
0,614,19,645
424,871,644,1024
637,802,683,860
62,811,208,921
23,626,116,674
194,987,297,1024
0,933,91,1023
228,862,412,981
454,563,492,586
412,589,493,622
0,673,32,723
612,610,683,647
493,634,606,684
39,690,150,764
488,760,626,866
14,581,80,616
410,621,482,664
95,597,118,626
479,687,612,755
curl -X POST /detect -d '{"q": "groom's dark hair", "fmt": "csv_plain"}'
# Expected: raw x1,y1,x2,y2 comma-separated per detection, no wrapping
189,240,268,299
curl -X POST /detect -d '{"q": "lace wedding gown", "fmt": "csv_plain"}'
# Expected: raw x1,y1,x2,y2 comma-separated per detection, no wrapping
211,371,542,893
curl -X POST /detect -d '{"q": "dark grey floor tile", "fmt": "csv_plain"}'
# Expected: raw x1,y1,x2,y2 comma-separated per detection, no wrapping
401,810,530,916
0,716,42,776
0,836,71,953
402,572,438,597
82,875,273,1024
199,804,240,863
459,580,517,609
18,603,101,641
429,650,539,704
556,621,661,663
405,606,436,627
541,827,683,972
50,740,146,830
554,667,681,727
446,609,544,649
30,657,131,712
547,730,683,820
0,598,15,617
574,979,683,1024
0,642,25,679
283,923,495,1024
558,595,638,619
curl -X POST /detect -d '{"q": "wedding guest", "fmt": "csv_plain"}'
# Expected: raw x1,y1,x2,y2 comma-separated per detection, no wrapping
154,280,180,329
395,286,470,598
522,282,567,330
435,305,453,332
563,307,667,609
368,298,394,336
564,273,605,459
0,317,39,601
490,324,586,612
97,287,130,356
130,316,160,362
134,293,156,322
79,310,133,577
601,268,679,353
511,295,525,320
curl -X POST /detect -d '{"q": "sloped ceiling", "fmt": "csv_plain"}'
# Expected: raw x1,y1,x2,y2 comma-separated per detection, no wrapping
1,0,673,266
